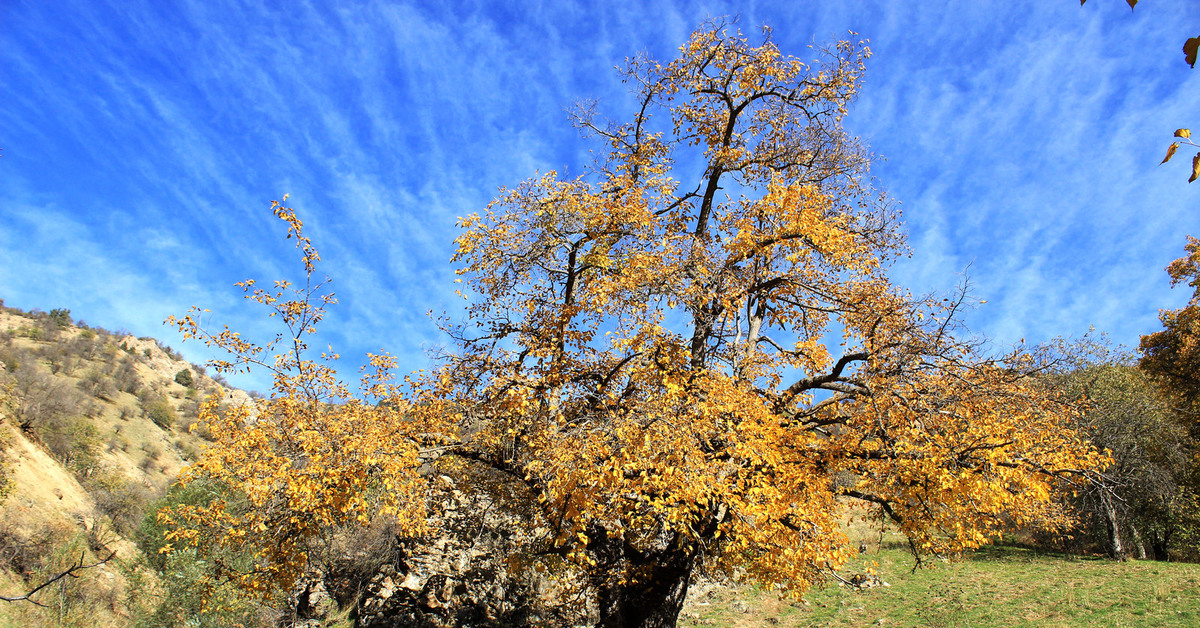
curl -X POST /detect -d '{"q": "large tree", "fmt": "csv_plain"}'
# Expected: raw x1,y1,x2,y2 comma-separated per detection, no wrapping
165,22,1107,628
412,22,1106,627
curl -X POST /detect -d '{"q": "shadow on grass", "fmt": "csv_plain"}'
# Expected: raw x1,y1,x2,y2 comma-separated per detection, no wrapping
963,542,1111,564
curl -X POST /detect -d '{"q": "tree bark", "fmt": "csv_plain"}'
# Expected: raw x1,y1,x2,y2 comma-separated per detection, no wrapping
592,542,694,628
1129,524,1148,560
1100,490,1125,560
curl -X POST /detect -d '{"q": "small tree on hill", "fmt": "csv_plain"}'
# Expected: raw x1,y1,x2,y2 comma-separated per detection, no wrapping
47,308,72,329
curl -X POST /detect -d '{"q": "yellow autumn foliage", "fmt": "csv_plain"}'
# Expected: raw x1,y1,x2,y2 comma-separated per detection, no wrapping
160,21,1107,623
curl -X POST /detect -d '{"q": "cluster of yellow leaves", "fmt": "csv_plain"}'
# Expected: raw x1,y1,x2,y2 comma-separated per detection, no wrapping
834,359,1109,556
159,202,431,597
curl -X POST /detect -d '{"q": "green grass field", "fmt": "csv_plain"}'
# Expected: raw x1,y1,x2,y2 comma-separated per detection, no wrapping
680,544,1200,628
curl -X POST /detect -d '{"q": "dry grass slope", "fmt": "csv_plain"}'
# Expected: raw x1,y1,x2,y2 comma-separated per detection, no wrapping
0,303,250,625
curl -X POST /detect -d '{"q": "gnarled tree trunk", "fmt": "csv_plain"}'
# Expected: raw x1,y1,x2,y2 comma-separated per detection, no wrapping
590,536,694,628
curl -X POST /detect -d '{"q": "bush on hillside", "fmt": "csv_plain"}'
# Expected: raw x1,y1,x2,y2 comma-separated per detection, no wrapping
139,392,177,430
78,367,116,401
85,471,156,535
113,357,141,394
5,362,82,432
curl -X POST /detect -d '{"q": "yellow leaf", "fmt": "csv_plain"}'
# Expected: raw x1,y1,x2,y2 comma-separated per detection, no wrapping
1175,129,1192,140
1190,153,1200,183
1163,142,1181,165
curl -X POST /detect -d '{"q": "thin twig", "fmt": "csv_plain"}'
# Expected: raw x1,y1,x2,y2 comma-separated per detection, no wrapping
0,550,116,607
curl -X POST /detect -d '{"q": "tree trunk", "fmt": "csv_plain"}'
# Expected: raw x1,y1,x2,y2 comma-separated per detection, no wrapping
592,544,694,628
1129,523,1148,560
1100,490,1125,560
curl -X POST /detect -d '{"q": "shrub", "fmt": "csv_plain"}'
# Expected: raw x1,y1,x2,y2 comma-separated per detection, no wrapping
140,393,177,429
113,357,141,394
78,367,116,400
174,368,194,388
14,325,42,341
0,431,11,502
129,483,274,628
44,344,78,375
85,471,156,535
67,334,101,360
39,415,101,473
8,362,83,431
1,519,125,624
0,516,73,581
0,344,27,372
106,433,130,453
48,308,72,328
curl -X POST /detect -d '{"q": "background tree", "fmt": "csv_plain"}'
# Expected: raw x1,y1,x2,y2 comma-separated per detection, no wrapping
1041,339,1192,559
47,309,71,329
1136,237,1200,561
1140,236,1200,414
414,21,1108,628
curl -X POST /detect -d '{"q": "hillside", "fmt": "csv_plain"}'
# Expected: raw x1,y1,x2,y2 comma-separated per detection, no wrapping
0,303,251,626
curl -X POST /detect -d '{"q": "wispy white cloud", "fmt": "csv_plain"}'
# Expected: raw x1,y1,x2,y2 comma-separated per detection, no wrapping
1,0,1196,393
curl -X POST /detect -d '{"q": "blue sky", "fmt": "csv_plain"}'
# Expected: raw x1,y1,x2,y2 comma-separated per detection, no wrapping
1,0,1197,393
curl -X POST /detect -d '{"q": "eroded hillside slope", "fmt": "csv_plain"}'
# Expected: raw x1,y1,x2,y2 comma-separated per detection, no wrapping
0,303,252,625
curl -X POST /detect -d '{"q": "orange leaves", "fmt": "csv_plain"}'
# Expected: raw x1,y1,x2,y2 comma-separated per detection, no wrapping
1140,237,1200,409
829,361,1105,557
1160,130,1200,182
1163,142,1180,165
161,356,429,596
158,200,434,599
426,20,1110,602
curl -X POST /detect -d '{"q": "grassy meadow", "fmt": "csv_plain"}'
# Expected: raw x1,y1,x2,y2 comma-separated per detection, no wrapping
680,543,1200,628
